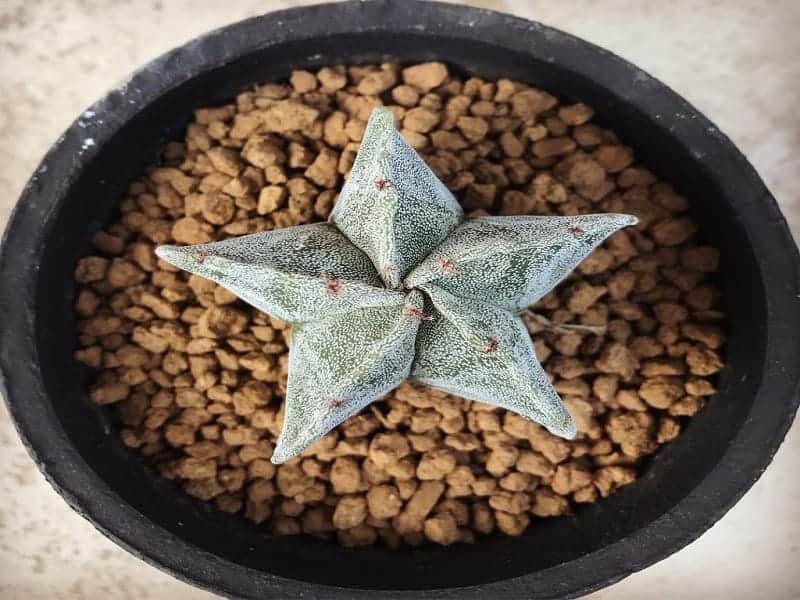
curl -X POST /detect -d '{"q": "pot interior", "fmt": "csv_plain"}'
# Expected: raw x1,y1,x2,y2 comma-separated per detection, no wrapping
34,31,764,589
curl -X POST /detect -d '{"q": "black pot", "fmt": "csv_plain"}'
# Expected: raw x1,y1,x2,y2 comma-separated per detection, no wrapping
1,1,798,598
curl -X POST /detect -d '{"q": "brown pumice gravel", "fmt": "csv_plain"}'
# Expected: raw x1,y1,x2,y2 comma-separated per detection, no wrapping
73,61,725,547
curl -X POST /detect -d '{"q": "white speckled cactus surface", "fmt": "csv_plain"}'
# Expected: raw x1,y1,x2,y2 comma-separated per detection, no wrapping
157,107,637,463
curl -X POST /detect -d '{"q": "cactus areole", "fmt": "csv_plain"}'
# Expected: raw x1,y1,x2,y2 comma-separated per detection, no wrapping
157,107,637,463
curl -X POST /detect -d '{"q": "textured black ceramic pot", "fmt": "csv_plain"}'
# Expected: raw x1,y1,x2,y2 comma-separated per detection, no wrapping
1,1,798,598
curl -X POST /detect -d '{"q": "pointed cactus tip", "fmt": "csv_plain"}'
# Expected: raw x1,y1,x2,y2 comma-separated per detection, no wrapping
370,105,394,117
154,244,178,263
154,244,207,270
154,244,170,256
269,452,287,466
367,106,395,125
270,436,289,464
270,436,302,465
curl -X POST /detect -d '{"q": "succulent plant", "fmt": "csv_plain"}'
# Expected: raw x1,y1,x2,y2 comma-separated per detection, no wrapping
156,107,637,464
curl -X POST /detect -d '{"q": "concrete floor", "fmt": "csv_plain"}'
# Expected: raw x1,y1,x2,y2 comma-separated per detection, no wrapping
1,1,798,598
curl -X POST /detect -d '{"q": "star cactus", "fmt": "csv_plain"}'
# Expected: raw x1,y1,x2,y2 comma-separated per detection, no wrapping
156,107,637,464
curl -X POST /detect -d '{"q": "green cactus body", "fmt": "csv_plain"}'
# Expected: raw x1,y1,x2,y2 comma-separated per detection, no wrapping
157,107,637,463
330,108,463,289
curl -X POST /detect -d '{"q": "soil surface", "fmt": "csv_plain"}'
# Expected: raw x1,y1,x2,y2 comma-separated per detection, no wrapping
73,61,725,547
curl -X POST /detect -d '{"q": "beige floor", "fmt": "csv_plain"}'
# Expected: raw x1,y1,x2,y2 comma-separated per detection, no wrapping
1,1,798,598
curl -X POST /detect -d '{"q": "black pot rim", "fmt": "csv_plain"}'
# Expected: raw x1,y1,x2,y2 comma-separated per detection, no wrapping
1,1,799,598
